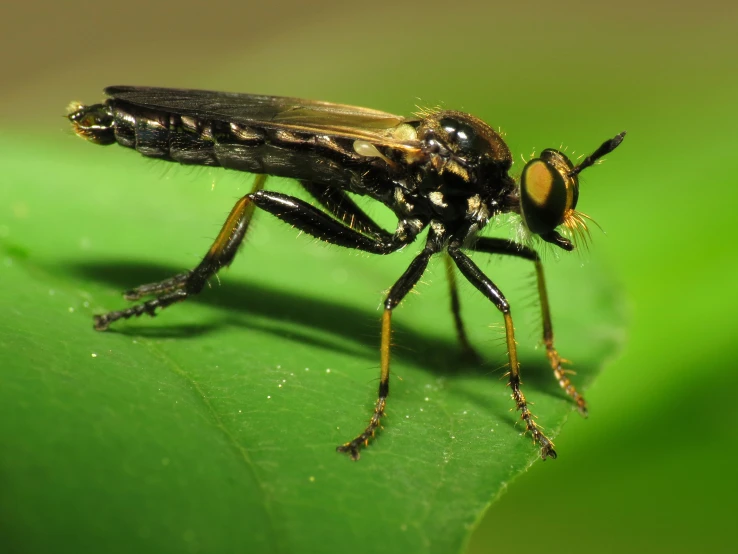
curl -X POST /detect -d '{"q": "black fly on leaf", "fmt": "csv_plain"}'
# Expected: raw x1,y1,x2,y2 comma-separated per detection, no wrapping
69,86,625,460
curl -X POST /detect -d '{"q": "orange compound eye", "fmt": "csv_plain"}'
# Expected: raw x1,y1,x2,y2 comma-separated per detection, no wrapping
519,149,577,236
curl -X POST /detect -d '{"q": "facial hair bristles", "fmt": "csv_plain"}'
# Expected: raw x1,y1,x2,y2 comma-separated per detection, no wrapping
562,210,595,250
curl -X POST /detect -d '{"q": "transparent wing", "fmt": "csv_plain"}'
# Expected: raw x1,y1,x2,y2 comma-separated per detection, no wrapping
105,86,419,145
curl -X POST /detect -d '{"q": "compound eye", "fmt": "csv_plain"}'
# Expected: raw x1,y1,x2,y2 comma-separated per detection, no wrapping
520,154,572,235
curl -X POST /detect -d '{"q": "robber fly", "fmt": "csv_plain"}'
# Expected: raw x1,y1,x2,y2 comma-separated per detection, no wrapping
68,86,625,460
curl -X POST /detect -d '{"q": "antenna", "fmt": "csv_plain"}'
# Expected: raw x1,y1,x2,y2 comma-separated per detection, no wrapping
569,131,626,177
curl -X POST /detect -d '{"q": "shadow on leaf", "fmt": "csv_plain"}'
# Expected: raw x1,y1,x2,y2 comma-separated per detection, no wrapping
69,260,572,401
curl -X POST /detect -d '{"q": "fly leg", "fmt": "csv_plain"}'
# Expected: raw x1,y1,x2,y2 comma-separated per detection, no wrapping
93,174,267,330
337,228,443,460
448,241,557,460
471,237,588,415
122,174,269,303
443,254,482,363
301,181,393,241
94,183,420,330
306,184,481,364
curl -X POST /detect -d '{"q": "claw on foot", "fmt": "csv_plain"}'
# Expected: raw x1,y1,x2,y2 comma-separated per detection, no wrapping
337,398,386,461
547,348,589,417
541,444,558,460
336,442,362,461
93,315,109,331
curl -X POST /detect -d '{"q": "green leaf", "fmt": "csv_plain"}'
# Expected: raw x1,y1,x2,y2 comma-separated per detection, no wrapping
0,133,625,554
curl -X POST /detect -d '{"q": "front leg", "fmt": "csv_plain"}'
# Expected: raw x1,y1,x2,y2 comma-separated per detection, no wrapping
471,237,588,416
448,243,556,460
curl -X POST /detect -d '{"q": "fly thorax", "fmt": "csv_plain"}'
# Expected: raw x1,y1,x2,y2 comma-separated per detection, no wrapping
416,110,513,214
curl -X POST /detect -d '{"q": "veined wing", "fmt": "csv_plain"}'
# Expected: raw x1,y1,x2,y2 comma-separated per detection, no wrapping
105,86,420,147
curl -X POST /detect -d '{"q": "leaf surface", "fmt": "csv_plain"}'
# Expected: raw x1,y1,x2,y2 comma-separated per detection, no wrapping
0,134,625,554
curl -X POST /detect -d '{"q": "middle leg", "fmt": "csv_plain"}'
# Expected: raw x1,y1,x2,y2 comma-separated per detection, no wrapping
300,180,393,241
337,229,443,460
443,253,481,362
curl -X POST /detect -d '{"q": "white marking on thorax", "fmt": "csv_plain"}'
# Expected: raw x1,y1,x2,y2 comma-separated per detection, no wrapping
431,221,446,235
467,194,490,224
394,187,414,213
429,191,448,208
467,194,481,212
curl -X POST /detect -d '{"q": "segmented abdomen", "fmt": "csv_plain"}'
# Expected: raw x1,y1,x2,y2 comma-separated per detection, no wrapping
107,100,366,188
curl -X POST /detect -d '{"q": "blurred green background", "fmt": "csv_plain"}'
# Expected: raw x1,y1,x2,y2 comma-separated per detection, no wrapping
1,1,736,553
